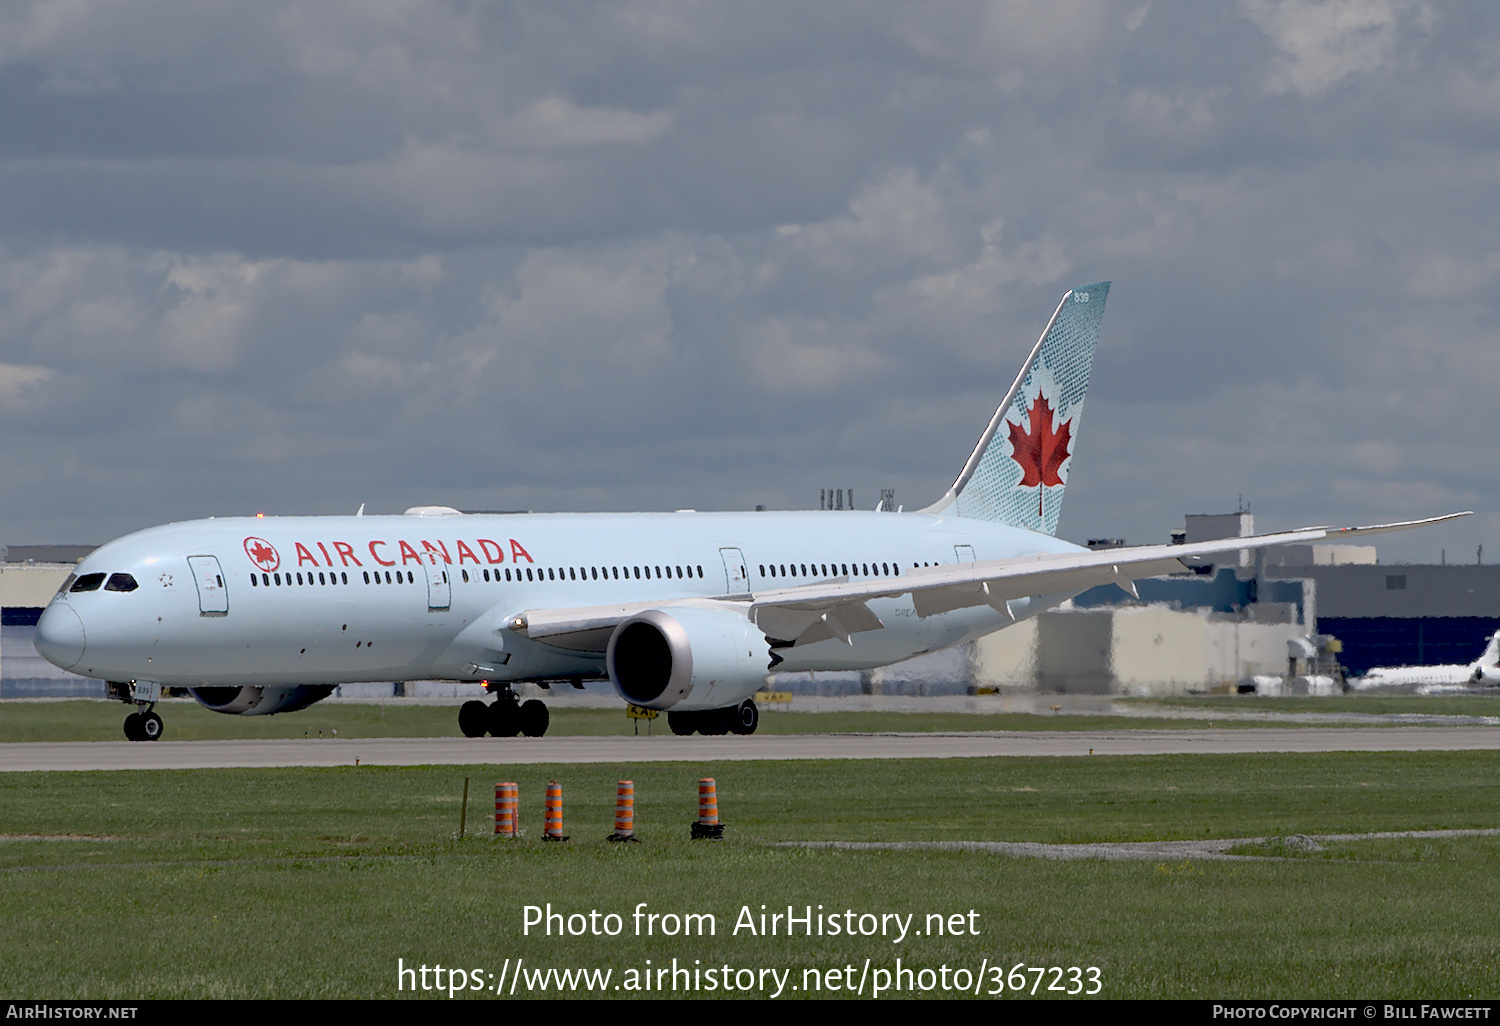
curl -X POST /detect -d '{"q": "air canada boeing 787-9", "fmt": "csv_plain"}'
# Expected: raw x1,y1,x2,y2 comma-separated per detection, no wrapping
33,282,1468,740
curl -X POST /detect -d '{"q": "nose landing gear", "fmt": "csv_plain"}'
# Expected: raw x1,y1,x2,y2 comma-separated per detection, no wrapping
123,710,164,742
109,680,164,742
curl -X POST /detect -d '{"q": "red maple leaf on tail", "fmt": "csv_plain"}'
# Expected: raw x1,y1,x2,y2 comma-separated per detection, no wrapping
1007,394,1072,517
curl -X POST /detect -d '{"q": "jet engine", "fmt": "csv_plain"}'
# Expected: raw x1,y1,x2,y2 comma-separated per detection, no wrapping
606,606,772,711
188,685,337,716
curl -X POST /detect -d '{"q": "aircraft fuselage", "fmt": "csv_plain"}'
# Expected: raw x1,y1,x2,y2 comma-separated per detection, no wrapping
36,510,1083,690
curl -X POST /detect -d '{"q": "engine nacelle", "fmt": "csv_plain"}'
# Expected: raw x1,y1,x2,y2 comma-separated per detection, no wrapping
607,606,772,711
188,685,337,716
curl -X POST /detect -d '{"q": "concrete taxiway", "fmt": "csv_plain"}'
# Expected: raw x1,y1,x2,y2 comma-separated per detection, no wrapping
3,726,1500,772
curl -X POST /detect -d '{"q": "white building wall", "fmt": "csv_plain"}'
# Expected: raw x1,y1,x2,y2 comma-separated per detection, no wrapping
966,618,1037,689
0,564,71,607
1110,606,1212,693
969,604,1307,695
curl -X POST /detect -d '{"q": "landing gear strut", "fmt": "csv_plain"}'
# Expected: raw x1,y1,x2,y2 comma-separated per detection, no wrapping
667,699,759,736
458,688,550,738
114,680,164,742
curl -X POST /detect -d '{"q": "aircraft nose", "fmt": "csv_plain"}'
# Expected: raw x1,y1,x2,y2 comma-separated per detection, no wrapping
35,604,86,670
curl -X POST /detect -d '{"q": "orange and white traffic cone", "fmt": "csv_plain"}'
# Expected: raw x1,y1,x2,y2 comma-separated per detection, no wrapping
543,780,568,842
609,780,639,842
494,782,518,838
690,777,724,840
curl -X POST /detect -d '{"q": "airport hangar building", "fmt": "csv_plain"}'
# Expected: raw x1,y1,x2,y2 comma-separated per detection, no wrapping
1194,511,1500,677
1067,512,1500,680
1263,562,1500,675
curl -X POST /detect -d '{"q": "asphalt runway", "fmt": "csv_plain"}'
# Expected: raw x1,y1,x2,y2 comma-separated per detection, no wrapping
3,726,1500,771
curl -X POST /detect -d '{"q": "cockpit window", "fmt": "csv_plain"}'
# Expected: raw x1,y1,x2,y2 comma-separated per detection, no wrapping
56,574,76,596
70,573,106,593
104,573,139,593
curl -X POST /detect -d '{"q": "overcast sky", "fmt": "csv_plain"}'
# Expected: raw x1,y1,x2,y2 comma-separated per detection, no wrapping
0,0,1495,563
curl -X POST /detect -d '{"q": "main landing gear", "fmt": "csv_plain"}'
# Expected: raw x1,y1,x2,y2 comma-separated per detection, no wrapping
668,699,759,736
458,688,550,738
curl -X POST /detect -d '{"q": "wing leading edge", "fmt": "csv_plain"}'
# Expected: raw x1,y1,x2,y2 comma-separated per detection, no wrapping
509,512,1471,652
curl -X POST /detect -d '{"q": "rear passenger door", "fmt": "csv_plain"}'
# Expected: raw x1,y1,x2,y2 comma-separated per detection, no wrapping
719,547,749,593
423,551,451,611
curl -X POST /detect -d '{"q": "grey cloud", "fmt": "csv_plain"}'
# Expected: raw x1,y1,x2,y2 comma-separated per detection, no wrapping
0,1,1495,567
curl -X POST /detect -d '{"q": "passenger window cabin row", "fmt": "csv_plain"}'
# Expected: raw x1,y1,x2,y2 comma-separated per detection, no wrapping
463,565,707,583
245,564,712,589
252,570,363,587
759,562,904,580
65,557,952,599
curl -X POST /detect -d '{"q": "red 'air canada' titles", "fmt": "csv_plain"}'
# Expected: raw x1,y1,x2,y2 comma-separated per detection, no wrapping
243,537,534,572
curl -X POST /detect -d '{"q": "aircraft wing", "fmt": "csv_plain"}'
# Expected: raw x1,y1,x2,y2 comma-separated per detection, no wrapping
502,597,753,652
509,512,1470,651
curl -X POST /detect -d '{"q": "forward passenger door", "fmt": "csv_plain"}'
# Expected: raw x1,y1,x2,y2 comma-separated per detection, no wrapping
187,555,229,616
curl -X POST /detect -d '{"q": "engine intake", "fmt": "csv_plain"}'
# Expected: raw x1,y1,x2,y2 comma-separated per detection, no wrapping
607,606,771,711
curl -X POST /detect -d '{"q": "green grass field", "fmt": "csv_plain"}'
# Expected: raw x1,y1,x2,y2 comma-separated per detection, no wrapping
4,751,1500,999
1125,694,1500,718
0,698,1309,742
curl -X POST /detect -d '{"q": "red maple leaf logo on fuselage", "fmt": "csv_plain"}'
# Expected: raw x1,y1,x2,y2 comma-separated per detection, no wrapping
243,537,280,572
1007,393,1072,517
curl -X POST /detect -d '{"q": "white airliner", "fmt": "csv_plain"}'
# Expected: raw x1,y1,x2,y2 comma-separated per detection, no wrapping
34,281,1469,740
1351,632,1500,690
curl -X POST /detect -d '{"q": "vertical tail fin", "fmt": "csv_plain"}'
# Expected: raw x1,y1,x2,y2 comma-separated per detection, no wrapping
921,281,1109,534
